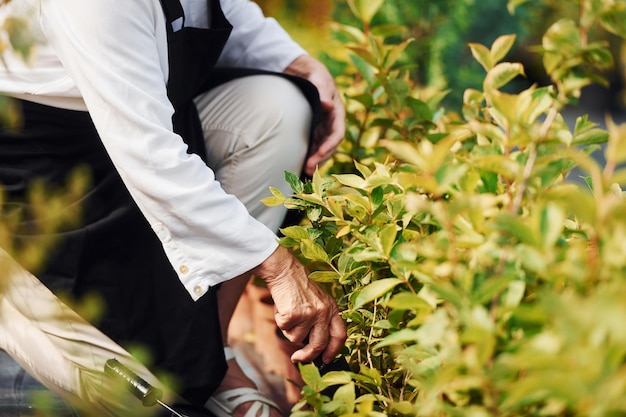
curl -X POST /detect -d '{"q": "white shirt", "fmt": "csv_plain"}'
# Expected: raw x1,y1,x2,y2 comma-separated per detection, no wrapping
0,0,307,300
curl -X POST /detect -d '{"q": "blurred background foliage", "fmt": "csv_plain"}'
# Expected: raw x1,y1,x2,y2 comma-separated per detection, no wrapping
256,0,626,112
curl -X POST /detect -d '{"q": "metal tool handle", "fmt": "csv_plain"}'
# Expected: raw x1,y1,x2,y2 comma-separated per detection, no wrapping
104,359,163,407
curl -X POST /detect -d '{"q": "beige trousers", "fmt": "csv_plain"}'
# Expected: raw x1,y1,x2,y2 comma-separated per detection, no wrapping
0,75,311,416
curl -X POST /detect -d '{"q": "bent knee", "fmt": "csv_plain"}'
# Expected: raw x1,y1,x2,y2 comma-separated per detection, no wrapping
240,75,312,148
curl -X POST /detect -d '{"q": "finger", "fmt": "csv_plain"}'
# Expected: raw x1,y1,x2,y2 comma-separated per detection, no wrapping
275,306,313,345
290,322,328,363
319,96,335,112
321,312,347,363
279,322,311,345
305,111,345,175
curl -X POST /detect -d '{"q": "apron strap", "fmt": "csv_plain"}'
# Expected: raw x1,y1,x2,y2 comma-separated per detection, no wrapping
159,0,185,31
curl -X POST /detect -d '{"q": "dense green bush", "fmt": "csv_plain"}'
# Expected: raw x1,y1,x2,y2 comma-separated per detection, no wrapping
263,0,626,415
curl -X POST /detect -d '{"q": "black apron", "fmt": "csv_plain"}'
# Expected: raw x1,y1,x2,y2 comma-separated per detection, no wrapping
0,0,324,406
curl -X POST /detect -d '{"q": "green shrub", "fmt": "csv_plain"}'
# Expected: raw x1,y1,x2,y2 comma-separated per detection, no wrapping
264,0,626,415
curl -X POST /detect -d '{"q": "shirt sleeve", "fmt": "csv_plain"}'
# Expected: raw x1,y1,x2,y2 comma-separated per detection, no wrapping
39,0,279,301
217,0,307,71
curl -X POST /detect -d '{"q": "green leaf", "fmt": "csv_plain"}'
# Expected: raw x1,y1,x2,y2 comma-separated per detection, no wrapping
484,62,526,91
346,0,385,24
370,186,384,208
522,86,554,124
354,161,372,177
379,224,397,257
473,275,515,305
333,382,356,414
473,155,521,180
359,365,384,387
280,225,310,240
299,363,321,388
599,3,626,39
334,173,367,190
307,206,323,222
538,203,565,249
605,116,626,166
384,292,433,311
507,0,531,14
322,371,353,386
435,162,469,190
374,328,419,349
491,34,517,63
516,244,547,274
503,280,526,309
347,46,379,67
542,19,581,52
391,401,415,415
285,171,304,194
260,195,285,207
312,167,324,197
469,42,494,72
320,401,345,415
384,38,414,71
546,183,597,224
309,270,340,283
380,140,424,168
330,22,367,44
349,93,374,108
405,97,433,122
326,197,345,220
350,54,376,84
354,278,403,309
300,239,330,264
3,17,37,61
492,213,538,246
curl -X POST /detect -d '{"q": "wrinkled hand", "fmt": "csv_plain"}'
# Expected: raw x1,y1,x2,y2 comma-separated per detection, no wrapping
284,55,346,176
252,245,347,363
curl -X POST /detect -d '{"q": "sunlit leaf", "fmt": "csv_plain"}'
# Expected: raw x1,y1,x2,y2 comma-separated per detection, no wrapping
384,38,414,71
484,62,526,91
469,42,493,72
330,22,368,44
280,225,309,240
605,116,626,166
516,244,547,274
333,382,356,413
379,224,398,257
491,34,517,63
507,0,531,14
503,280,526,309
346,0,384,24
473,275,515,305
374,328,419,349
385,292,433,311
354,278,403,309
380,140,424,169
538,203,565,249
599,3,626,39
309,270,340,283
572,115,609,146
260,195,285,207
492,214,538,246
299,363,321,388
334,173,367,190
543,19,582,51
300,239,330,263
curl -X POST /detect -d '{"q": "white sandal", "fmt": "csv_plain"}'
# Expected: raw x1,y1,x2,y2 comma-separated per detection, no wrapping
205,347,280,417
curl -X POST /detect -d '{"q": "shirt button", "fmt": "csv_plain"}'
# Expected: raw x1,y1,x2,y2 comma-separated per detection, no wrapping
179,264,189,274
193,285,204,296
